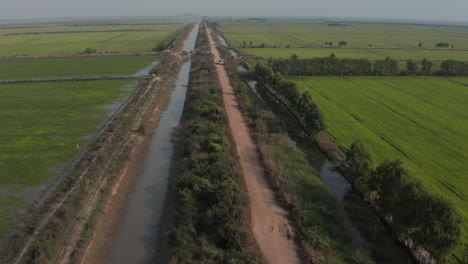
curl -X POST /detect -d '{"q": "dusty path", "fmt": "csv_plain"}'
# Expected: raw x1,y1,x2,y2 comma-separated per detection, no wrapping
207,27,300,264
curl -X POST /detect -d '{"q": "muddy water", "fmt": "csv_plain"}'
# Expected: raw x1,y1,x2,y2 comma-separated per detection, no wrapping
244,73,410,263
109,23,199,264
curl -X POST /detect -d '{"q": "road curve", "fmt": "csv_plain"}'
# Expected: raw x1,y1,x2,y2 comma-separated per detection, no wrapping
206,26,300,264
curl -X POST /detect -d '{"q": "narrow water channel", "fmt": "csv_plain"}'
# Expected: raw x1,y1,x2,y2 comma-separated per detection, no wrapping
241,59,411,263
109,23,199,264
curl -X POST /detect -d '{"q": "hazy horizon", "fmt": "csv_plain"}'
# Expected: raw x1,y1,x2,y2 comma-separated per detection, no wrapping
2,0,468,24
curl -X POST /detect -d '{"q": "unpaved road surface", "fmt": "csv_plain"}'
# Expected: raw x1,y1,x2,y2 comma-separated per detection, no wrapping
207,27,300,264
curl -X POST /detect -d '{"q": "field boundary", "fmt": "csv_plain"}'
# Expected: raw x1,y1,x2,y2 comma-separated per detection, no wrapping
0,76,149,84
0,52,161,60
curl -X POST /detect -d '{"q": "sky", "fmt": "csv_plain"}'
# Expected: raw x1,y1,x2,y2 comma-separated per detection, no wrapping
2,0,468,23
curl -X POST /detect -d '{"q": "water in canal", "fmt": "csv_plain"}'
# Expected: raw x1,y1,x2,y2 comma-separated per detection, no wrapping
110,23,199,264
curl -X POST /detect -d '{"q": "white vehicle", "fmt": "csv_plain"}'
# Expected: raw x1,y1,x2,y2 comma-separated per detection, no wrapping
218,59,224,65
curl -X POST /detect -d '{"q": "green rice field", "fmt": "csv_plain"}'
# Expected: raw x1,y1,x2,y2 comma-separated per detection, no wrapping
292,76,468,257
0,56,157,80
220,20,468,49
0,24,185,56
0,80,137,237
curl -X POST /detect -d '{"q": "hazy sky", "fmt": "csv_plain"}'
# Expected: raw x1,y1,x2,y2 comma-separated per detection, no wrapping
2,0,468,23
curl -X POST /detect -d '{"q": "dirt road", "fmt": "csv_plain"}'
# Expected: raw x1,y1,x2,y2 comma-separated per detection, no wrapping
207,27,300,264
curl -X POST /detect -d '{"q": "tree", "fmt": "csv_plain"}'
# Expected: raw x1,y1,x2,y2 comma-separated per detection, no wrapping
83,48,96,54
421,58,433,75
345,140,373,185
418,42,423,47
368,159,410,214
406,60,418,75
249,40,253,46
243,41,246,46
339,40,347,46
412,194,462,260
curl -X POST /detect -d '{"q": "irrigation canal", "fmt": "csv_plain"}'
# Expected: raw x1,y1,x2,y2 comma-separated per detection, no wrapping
109,22,199,264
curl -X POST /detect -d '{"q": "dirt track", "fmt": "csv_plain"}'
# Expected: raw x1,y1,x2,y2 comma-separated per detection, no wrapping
207,27,300,264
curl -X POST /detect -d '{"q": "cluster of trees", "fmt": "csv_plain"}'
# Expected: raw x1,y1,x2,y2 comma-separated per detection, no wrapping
81,48,97,54
267,54,468,76
435,42,451,48
344,141,462,261
440,60,468,76
255,63,326,136
170,26,261,263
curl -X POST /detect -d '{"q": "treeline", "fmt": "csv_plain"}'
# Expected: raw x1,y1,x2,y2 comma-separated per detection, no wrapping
169,25,262,263
152,24,193,51
343,140,462,262
254,63,326,136
267,54,468,76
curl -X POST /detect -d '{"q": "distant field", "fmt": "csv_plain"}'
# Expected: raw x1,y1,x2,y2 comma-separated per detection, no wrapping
220,20,468,49
0,24,185,56
0,56,157,80
293,76,468,257
0,80,137,237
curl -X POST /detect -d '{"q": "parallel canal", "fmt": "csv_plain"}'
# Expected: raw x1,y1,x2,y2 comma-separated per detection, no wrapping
109,23,199,264
220,35,411,263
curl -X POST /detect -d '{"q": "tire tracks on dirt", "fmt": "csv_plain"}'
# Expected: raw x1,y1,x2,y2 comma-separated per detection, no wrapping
207,26,300,264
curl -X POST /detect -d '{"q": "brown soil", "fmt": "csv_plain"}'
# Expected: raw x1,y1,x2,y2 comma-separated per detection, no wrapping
207,27,300,264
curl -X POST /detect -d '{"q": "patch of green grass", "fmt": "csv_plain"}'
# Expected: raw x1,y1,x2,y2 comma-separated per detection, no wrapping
0,56,157,80
220,20,468,49
292,76,468,260
0,24,185,56
259,135,373,263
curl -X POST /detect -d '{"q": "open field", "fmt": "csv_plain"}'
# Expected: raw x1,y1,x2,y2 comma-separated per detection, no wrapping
220,20,468,49
0,80,137,237
293,76,468,256
0,24,185,56
0,56,157,80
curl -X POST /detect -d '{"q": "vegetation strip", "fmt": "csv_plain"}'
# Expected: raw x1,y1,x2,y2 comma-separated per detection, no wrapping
169,23,263,263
